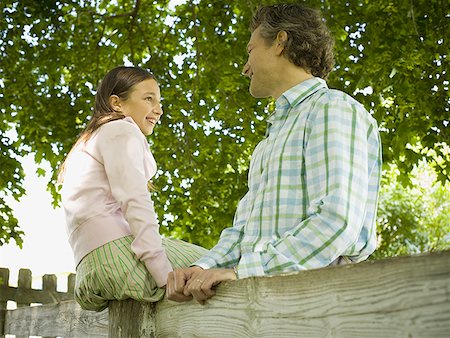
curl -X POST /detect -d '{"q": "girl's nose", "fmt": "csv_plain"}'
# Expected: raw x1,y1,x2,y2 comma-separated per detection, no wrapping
154,104,163,116
242,62,252,78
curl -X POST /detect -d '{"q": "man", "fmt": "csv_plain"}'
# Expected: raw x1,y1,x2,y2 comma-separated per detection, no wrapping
167,3,382,304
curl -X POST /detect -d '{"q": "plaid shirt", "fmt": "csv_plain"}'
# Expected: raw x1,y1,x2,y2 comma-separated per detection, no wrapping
195,77,382,278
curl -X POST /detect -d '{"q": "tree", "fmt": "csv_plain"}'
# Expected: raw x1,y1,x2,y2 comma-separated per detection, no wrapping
1,0,448,253
373,161,450,259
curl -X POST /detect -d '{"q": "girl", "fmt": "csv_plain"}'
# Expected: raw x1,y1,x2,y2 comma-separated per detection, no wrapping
59,66,207,311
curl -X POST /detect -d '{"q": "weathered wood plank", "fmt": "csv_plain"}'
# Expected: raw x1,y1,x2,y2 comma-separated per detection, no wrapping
110,250,450,338
0,284,74,304
4,301,108,337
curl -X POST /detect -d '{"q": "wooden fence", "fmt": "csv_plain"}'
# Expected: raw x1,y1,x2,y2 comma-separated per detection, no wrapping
0,268,107,337
1,250,450,337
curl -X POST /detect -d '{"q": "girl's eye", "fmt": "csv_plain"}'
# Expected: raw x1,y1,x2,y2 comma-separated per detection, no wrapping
146,97,153,101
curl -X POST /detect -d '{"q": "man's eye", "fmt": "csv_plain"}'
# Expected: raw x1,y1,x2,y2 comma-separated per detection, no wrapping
146,97,153,101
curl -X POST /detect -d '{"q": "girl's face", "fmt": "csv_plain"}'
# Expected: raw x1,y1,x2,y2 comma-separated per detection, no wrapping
115,79,163,135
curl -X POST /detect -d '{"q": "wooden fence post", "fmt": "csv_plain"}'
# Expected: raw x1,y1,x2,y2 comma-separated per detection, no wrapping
42,274,57,338
109,299,156,337
17,269,32,307
43,274,57,303
68,273,75,296
0,268,9,338
16,269,32,338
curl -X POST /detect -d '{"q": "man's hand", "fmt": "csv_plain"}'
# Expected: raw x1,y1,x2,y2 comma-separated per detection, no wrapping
184,268,237,305
166,266,203,302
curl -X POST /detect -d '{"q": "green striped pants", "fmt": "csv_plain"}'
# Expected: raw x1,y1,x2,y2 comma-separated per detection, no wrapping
75,236,208,311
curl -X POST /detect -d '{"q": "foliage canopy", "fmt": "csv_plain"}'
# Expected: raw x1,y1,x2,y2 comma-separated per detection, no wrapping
374,161,450,259
1,0,449,255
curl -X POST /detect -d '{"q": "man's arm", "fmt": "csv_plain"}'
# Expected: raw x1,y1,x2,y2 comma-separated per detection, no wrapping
166,192,249,303
192,193,252,270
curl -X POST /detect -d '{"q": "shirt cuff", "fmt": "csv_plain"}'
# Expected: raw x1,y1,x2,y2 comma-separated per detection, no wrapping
192,255,218,270
144,254,173,287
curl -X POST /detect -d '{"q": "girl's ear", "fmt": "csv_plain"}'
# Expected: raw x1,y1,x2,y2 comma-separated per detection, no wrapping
109,95,122,112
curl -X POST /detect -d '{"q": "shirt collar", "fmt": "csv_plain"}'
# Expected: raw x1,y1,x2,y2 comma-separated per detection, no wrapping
268,77,328,123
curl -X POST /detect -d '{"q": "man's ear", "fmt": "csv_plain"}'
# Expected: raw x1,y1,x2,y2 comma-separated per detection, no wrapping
275,31,288,56
109,95,122,111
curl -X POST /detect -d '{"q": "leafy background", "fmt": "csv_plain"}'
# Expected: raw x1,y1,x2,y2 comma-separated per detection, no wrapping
1,0,449,258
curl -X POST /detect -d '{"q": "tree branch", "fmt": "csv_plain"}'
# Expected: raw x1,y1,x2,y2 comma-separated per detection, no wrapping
409,0,422,42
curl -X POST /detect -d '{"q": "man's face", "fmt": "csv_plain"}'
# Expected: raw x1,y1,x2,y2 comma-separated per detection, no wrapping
242,26,277,98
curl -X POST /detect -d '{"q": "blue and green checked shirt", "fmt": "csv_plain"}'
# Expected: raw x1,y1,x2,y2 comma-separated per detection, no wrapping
195,77,382,278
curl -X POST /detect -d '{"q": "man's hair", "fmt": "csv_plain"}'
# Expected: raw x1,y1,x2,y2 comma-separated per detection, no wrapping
251,4,335,79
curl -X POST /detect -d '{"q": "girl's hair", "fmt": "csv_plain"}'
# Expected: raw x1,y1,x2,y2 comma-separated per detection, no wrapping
251,4,335,79
58,66,156,182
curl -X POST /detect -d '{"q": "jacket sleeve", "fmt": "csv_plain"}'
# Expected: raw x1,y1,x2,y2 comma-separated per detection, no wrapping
96,121,172,286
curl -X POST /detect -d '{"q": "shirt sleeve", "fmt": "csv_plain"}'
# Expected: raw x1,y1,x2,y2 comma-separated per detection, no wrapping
96,122,172,286
193,194,251,270
237,97,373,278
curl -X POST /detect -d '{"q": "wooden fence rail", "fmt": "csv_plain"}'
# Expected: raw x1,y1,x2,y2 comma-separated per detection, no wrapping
1,250,450,337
